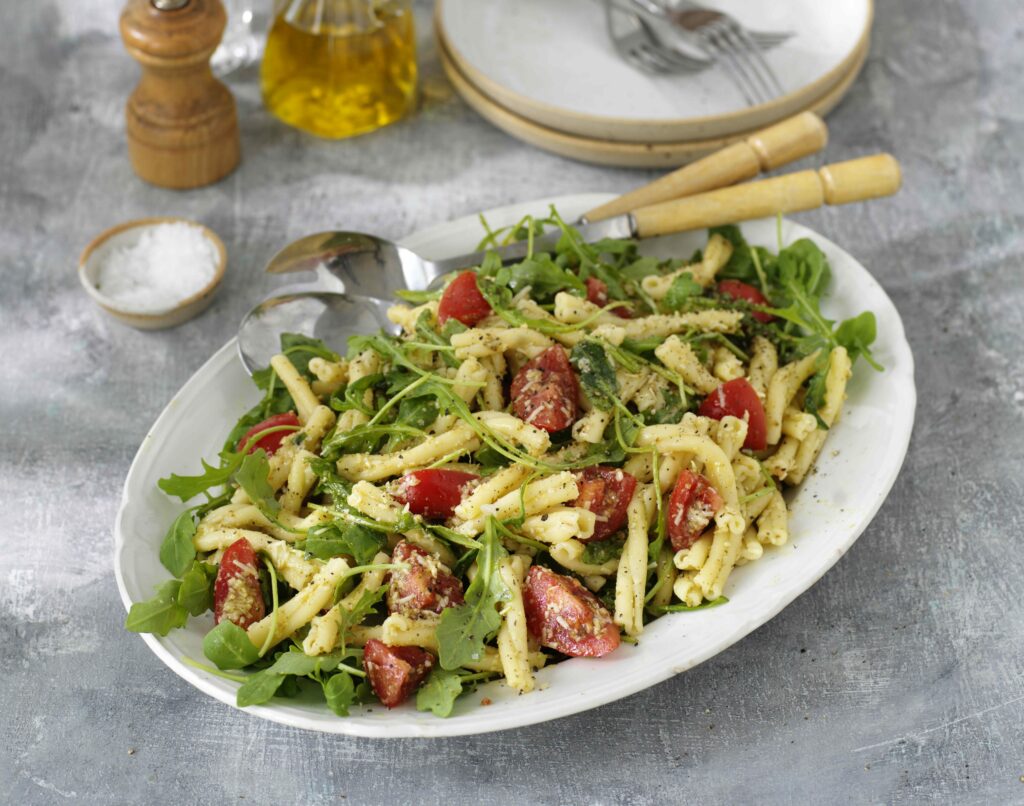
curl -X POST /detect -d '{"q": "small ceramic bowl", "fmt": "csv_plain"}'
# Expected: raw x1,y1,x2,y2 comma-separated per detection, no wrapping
78,217,227,330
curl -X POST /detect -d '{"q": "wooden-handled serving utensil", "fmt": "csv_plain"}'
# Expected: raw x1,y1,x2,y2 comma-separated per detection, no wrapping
583,110,829,222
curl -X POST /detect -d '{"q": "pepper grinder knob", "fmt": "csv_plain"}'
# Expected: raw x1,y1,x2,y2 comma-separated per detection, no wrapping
120,0,240,189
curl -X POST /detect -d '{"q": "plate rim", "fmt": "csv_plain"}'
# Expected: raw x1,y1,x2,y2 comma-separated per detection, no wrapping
438,29,868,168
436,0,873,143
114,194,915,738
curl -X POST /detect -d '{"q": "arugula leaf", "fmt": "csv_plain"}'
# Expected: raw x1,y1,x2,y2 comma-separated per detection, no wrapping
159,510,197,577
235,450,280,519
158,456,242,502
177,561,216,616
203,621,261,670
436,519,510,670
834,311,880,368
581,537,625,565
416,668,463,717
662,271,702,311
570,341,618,412
322,671,356,716
279,332,339,375
304,522,386,565
338,586,387,635
236,669,287,707
124,580,189,636
498,254,586,301
396,288,442,304
648,596,729,613
414,310,458,368
617,255,662,282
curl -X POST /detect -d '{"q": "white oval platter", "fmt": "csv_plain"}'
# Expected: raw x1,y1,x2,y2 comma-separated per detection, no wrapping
114,193,915,737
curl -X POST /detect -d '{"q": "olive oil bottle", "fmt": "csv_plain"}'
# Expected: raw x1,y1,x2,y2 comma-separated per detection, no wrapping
261,0,417,139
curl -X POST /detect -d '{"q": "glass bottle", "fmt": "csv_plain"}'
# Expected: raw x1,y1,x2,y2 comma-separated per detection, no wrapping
260,0,417,139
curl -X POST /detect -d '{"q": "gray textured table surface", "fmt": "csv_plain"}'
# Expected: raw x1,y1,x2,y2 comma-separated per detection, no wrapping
3,1,1023,804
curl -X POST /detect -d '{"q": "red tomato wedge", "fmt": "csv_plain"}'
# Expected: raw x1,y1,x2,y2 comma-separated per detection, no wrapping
697,378,767,450
585,276,632,319
585,276,609,307
667,469,724,552
392,469,480,520
236,412,300,455
510,346,580,432
523,566,620,657
213,538,266,629
387,541,465,617
717,279,774,323
363,639,435,708
437,271,492,327
573,465,638,542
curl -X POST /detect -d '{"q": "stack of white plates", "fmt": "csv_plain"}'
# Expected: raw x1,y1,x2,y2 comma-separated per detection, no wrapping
436,0,873,167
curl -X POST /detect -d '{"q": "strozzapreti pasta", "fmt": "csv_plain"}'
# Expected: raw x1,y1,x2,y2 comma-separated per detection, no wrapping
125,211,880,718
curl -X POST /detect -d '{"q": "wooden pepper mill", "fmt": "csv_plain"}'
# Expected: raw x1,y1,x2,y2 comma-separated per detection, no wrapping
120,0,240,189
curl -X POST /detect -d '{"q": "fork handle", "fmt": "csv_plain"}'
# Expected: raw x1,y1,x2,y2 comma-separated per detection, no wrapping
631,153,902,237
583,112,828,223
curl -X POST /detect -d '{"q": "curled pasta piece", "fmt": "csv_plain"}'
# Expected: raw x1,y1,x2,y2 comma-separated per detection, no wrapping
517,507,596,544
782,407,818,441
615,484,656,637
691,513,744,600
757,491,789,546
198,502,328,543
336,424,479,481
712,346,745,382
655,336,718,395
672,571,704,607
640,234,732,298
453,357,488,406
621,310,744,341
455,472,579,537
454,465,531,521
386,301,439,334
712,415,748,463
497,555,534,693
451,326,554,361
474,411,551,456
673,533,713,571
269,354,320,424
281,449,318,514
309,356,349,397
572,408,612,444
787,348,852,485
246,557,350,651
549,539,619,577
764,351,820,446
747,336,777,399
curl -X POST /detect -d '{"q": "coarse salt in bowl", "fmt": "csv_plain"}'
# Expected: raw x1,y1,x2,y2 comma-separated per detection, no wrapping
78,217,227,330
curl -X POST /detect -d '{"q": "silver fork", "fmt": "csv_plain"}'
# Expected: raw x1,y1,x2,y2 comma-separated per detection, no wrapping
605,1,710,76
631,0,788,104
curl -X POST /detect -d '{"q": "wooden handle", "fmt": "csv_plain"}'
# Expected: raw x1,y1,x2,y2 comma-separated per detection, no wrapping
632,153,902,238
583,112,828,222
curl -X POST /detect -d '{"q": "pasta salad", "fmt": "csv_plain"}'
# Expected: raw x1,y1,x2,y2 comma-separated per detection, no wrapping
125,211,880,718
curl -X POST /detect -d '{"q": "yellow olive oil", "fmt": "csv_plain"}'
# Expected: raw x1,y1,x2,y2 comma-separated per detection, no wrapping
261,1,417,139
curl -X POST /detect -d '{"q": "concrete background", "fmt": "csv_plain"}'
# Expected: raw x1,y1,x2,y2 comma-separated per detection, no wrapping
2,1,1023,803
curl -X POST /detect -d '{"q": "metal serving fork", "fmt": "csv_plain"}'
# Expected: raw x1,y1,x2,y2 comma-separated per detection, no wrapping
633,0,788,104
605,1,709,75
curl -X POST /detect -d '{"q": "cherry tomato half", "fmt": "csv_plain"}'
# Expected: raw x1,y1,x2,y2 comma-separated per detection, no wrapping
236,412,300,456
666,469,724,552
523,566,620,657
717,279,774,323
386,541,465,617
510,346,580,433
697,378,767,450
437,271,492,327
363,639,435,708
574,466,638,542
585,276,632,319
213,538,266,629
392,469,480,520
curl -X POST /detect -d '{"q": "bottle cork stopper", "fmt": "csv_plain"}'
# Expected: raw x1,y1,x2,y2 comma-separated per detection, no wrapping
120,0,240,189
